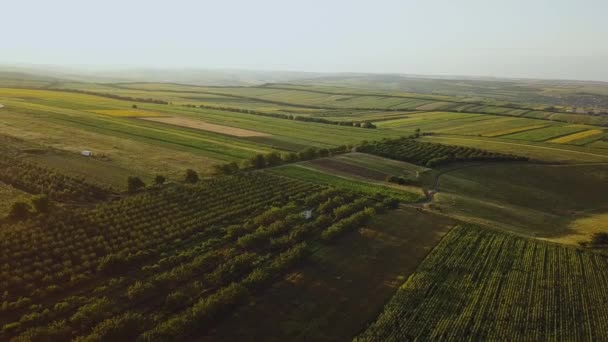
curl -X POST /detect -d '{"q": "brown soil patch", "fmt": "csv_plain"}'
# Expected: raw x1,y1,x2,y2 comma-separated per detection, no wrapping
140,116,271,137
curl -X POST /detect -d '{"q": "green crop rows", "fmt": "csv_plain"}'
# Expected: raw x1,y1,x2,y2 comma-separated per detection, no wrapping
356,225,608,341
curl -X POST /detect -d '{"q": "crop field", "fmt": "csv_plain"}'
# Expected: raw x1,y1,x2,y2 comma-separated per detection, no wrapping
482,123,548,137
420,135,608,163
324,153,429,178
434,163,608,243
139,116,272,137
0,87,407,181
268,164,424,202
503,125,590,141
376,111,484,128
89,109,164,117
3,73,608,341
435,117,551,136
590,139,608,149
548,129,605,144
358,137,526,167
356,224,608,341
0,171,399,341
207,208,457,341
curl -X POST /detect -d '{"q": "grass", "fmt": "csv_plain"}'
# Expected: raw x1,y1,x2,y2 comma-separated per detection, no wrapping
268,164,424,202
207,208,457,341
481,124,548,137
355,224,608,341
332,153,429,178
89,109,164,117
306,153,429,182
434,163,608,243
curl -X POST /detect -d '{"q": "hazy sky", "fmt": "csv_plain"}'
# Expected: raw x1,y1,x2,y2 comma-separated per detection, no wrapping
2,0,607,81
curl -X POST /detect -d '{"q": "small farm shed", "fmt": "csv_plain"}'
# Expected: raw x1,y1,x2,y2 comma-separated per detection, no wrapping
302,209,313,220
81,150,93,157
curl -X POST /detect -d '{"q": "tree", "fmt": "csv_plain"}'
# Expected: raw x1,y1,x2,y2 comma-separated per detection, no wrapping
264,152,282,167
132,104,138,109
184,169,199,183
213,162,239,175
31,195,50,214
591,232,608,246
318,148,330,157
84,312,144,342
298,147,318,161
249,154,266,169
282,152,299,163
8,202,31,220
154,175,166,185
362,122,376,129
127,177,145,193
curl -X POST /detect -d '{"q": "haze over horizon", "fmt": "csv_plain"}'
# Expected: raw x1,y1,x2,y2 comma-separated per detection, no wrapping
2,0,607,82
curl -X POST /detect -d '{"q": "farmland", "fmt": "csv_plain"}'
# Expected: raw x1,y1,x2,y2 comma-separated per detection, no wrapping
268,164,424,202
1,72,608,341
355,225,608,341
0,170,398,341
433,162,608,244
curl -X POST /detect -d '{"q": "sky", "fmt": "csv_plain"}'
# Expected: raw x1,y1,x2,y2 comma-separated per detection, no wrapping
2,0,607,81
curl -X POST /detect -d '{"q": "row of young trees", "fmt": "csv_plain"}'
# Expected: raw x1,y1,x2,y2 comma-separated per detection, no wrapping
0,152,108,202
358,137,527,167
1,169,400,341
214,145,353,175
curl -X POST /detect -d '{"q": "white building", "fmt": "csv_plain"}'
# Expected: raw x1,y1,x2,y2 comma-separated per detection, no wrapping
81,150,93,157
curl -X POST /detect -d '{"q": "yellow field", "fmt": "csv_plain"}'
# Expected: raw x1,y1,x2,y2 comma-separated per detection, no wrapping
548,211,608,245
89,109,164,117
548,129,604,144
139,116,271,137
482,124,547,137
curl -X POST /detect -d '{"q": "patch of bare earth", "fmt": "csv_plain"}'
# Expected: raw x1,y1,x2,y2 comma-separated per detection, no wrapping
140,116,271,137
201,208,456,341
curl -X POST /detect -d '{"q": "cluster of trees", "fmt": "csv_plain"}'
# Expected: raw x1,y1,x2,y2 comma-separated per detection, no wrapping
0,153,108,202
126,169,199,193
358,137,527,168
580,232,608,247
59,89,169,104
214,146,353,175
0,173,327,340
0,164,403,341
6,195,50,221
190,103,377,128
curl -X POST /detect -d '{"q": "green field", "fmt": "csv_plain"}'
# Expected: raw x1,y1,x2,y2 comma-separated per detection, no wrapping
434,163,608,243
503,124,589,141
2,73,608,341
356,224,608,341
268,164,424,202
